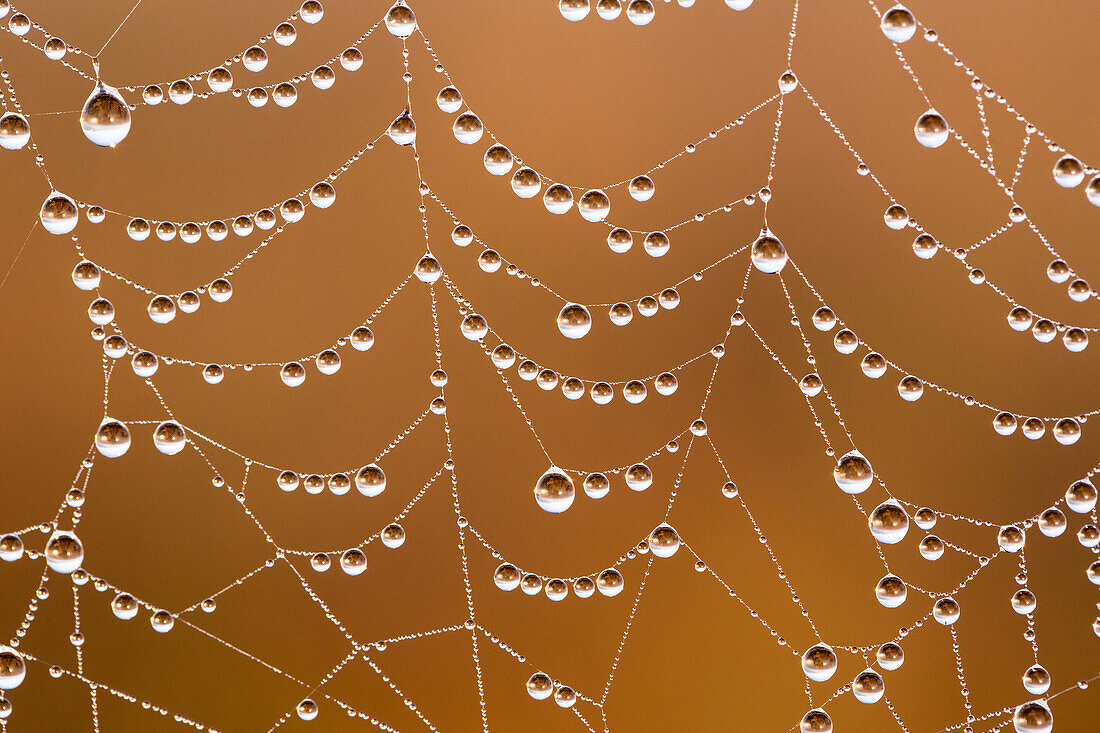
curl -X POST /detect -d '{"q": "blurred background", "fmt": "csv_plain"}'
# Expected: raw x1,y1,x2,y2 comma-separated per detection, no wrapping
1,0,1098,730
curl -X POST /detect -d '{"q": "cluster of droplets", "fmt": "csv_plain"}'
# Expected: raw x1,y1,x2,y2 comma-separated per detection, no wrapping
805,302,1086,444
38,176,338,244
530,462,665,514
454,303,690,406
432,84,630,224
557,0,754,25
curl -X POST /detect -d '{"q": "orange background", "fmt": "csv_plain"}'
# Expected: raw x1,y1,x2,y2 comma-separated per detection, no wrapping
1,0,1099,730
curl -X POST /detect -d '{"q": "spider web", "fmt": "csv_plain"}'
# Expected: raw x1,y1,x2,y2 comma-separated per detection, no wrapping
0,0,1098,731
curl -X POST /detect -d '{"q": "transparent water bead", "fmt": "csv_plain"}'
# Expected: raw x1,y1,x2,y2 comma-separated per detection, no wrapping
150,610,174,632
629,175,654,201
1052,155,1084,188
869,500,909,544
415,254,442,283
242,46,268,72
647,524,680,558
583,472,610,498
511,167,541,198
388,109,416,146
494,563,521,591
833,451,873,494
597,0,623,20
578,189,611,221
801,643,837,682
40,192,79,235
112,593,139,620
932,596,960,625
0,646,25,690
875,574,907,607
800,709,832,733
543,184,574,213
557,303,592,339
45,530,83,573
385,2,417,37
483,144,513,175
778,70,798,94
1012,700,1053,732
80,83,130,147
0,112,30,150
554,686,577,707
355,464,386,497
147,295,175,324
559,0,590,21
95,418,131,458
897,375,923,400
750,229,787,273
596,568,624,596
919,535,944,560
527,672,553,699
877,642,904,670
880,4,916,43
452,112,484,144
436,86,462,113
625,463,652,490
153,421,187,455
534,468,575,513
852,669,884,704
1022,665,1050,695
626,0,655,26
0,535,23,562
1066,480,1097,513
381,523,405,548
297,699,319,721
340,549,367,575
914,109,949,148
281,362,306,387
208,67,232,93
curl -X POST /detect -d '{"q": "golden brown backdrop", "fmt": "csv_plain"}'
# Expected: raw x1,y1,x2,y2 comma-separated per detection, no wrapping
1,0,1099,730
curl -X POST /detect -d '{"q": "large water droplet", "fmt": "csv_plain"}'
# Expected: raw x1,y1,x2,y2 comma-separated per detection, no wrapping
1012,700,1053,732
40,192,79,235
880,4,916,43
0,646,25,690
388,109,416,146
914,109,949,148
80,83,131,147
534,468,575,513
45,530,83,573
557,303,592,339
0,112,30,150
385,2,417,37
751,229,787,273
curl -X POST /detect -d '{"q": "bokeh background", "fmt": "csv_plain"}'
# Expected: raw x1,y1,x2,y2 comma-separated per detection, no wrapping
1,0,1099,730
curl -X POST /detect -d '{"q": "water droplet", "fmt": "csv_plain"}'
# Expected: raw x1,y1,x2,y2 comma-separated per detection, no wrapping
534,468,575,513
750,229,787,273
1012,700,1052,732
880,4,916,43
557,303,591,339
0,112,29,150
0,647,26,690
801,643,837,682
45,530,83,573
388,109,416,146
869,500,909,544
80,83,130,147
914,109,949,148
40,192,78,235
96,419,130,458
385,2,417,37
